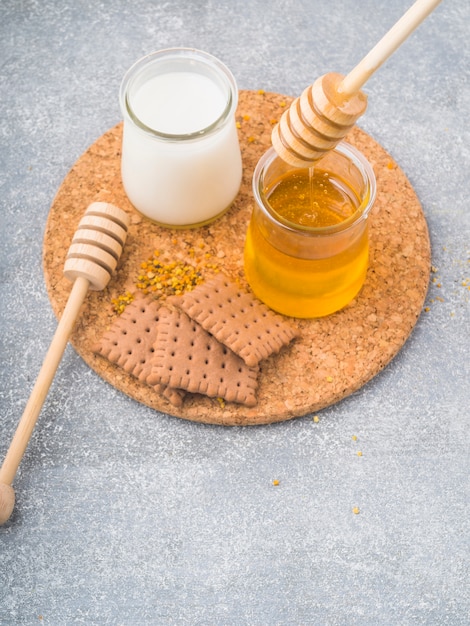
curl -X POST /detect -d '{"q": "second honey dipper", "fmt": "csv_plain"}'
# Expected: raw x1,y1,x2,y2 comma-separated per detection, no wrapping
272,0,443,167
0,202,130,525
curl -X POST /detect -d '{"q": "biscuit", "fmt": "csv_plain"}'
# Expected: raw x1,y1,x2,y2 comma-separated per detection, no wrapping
147,307,259,407
167,275,299,366
93,294,185,407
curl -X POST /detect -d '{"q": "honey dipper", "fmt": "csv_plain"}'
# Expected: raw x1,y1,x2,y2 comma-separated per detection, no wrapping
0,202,130,524
272,0,443,167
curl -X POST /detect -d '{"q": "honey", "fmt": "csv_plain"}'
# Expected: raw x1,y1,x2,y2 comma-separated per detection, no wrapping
267,168,359,227
244,144,376,318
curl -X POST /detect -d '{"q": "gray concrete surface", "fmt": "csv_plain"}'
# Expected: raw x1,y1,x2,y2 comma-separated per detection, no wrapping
0,1,468,624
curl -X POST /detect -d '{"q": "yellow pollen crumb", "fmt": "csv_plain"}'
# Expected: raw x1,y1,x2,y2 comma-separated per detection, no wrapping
257,89,265,95
326,376,333,383
269,118,278,125
111,292,134,314
352,435,358,441
236,121,241,129
387,161,394,169
242,114,250,121
247,136,256,143
272,479,280,486
313,415,319,423
134,251,204,299
216,397,226,408
357,451,363,457
279,101,286,107
352,507,360,515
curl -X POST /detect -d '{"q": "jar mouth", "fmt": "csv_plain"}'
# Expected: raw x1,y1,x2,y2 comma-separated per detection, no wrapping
253,143,377,236
119,47,238,141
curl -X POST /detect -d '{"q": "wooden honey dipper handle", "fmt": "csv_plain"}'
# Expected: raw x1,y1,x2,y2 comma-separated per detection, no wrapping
0,202,130,525
272,0,443,167
339,0,443,96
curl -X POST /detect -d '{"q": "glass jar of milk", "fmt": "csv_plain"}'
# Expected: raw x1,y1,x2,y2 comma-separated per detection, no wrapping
119,48,243,228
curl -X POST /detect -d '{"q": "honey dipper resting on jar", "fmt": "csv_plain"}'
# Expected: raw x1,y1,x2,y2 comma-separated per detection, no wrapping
272,0,443,168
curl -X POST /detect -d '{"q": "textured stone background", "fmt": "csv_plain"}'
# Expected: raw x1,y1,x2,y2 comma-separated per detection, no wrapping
0,1,468,624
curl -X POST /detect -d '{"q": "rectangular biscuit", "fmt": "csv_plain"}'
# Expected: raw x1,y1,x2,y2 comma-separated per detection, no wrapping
93,294,185,407
167,275,299,367
147,306,259,407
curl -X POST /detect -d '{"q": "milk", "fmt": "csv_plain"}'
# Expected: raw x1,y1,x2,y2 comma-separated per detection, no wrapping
132,72,226,134
120,49,242,227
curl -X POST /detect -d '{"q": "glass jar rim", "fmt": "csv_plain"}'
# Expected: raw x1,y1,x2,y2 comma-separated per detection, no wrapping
253,143,377,236
119,47,238,141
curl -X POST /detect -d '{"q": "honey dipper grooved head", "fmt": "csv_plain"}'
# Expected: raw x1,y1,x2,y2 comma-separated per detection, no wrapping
63,202,130,291
272,72,368,168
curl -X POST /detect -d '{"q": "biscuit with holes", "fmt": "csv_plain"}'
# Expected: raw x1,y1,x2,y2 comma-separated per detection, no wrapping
147,307,259,406
167,275,299,367
93,294,185,407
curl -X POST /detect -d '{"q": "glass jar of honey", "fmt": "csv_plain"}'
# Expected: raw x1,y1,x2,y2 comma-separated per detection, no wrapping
244,143,376,318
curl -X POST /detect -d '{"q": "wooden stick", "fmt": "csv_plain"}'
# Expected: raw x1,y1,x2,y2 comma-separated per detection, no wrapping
339,0,443,95
0,276,89,487
0,202,129,524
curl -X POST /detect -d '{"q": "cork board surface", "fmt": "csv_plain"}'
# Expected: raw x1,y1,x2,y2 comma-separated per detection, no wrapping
43,90,431,426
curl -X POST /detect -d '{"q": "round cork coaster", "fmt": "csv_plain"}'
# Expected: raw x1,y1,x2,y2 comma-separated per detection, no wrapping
43,90,430,426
